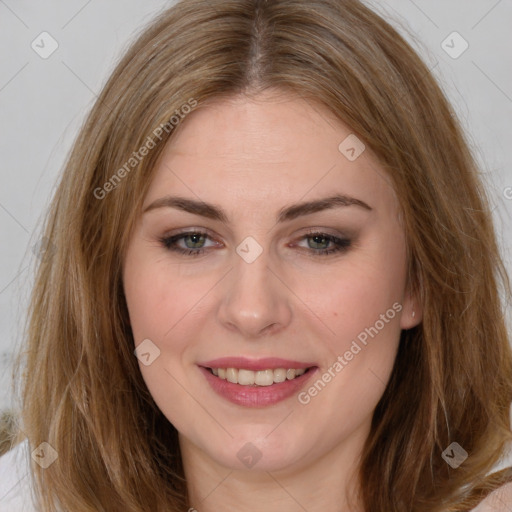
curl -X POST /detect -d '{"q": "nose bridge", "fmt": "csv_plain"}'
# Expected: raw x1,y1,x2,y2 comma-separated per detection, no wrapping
217,246,292,337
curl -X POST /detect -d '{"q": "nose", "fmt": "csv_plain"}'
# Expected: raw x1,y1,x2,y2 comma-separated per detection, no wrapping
216,250,293,338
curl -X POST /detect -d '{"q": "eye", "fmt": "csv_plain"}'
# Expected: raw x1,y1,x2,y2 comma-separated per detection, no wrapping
180,233,208,249
295,232,352,256
159,231,219,256
158,230,352,257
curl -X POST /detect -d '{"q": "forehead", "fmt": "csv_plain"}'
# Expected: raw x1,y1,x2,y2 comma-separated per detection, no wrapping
144,91,397,216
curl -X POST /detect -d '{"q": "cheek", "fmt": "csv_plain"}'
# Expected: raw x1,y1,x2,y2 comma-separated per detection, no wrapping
123,257,204,431
294,244,406,349
294,269,403,431
124,255,206,344
291,232,406,401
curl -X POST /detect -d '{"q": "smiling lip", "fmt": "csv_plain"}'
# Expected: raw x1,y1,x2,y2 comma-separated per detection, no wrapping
198,357,318,407
199,357,315,371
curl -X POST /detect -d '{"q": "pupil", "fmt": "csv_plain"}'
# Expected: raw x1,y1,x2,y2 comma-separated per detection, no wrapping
185,234,205,248
309,235,329,249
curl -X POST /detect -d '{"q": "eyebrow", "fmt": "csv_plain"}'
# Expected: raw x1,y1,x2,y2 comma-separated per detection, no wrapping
143,194,372,223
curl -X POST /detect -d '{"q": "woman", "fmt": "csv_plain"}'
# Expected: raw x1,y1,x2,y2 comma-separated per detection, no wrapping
1,0,511,510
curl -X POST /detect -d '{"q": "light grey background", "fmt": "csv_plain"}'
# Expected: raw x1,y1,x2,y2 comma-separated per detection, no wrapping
0,0,511,441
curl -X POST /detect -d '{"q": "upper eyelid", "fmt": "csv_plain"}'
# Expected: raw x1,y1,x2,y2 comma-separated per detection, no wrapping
162,226,351,238
162,228,220,241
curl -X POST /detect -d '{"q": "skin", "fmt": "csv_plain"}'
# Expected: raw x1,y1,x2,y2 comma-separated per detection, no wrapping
122,90,422,512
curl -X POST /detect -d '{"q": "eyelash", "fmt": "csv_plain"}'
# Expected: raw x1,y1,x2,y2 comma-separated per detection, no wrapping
158,230,352,257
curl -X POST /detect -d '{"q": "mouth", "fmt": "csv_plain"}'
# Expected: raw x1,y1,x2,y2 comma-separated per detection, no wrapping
198,357,318,407
206,366,313,386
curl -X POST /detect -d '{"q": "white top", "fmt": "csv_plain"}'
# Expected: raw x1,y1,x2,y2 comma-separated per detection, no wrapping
1,440,511,511
0,441,36,512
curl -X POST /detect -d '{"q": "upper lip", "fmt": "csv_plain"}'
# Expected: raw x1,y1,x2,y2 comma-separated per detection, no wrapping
199,357,316,371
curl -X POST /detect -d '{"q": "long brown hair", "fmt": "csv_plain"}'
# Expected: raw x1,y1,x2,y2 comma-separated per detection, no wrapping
14,0,512,510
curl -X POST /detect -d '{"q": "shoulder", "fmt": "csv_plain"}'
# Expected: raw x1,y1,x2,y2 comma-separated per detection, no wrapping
471,480,512,511
0,440,38,512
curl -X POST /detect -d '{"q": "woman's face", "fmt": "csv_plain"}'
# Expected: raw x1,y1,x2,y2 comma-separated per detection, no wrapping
122,91,420,474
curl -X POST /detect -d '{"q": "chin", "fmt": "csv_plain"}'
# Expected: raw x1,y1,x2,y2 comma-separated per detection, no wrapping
207,429,308,472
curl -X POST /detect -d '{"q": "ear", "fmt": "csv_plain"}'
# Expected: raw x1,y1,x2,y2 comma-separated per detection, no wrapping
399,289,423,330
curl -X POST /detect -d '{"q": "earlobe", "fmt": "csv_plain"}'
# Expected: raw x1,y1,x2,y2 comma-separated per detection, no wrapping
400,295,423,330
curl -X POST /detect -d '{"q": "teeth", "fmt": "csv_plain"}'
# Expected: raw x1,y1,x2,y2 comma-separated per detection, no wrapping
255,369,274,386
210,367,309,386
226,368,238,384
238,369,255,385
273,368,287,383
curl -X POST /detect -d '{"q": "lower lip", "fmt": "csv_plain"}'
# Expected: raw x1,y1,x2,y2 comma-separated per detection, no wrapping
199,366,318,407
